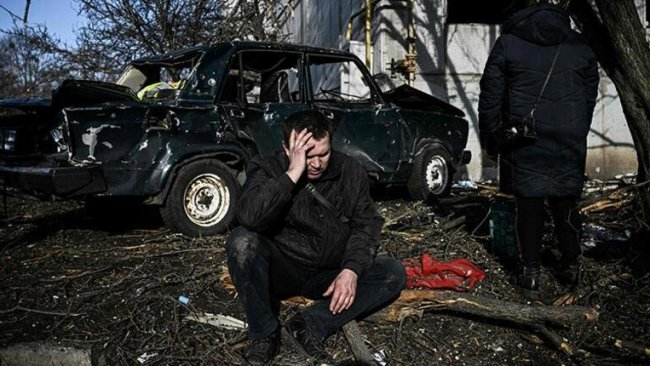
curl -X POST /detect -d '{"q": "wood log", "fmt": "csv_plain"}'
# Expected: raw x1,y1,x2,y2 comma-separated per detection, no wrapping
341,320,376,365
219,270,597,328
366,290,598,328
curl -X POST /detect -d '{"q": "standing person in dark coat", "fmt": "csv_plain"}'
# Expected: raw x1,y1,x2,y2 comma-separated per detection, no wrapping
225,110,406,365
479,2,599,299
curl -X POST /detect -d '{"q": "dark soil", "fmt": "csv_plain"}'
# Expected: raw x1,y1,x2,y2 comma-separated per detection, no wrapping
0,181,648,365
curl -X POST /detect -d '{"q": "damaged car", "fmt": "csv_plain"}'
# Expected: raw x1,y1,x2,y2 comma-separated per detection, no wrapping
0,42,470,237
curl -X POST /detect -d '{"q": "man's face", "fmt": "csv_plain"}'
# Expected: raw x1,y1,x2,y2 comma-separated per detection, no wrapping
306,134,331,181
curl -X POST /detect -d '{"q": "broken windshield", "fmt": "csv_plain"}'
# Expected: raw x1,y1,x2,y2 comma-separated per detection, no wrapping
116,49,205,102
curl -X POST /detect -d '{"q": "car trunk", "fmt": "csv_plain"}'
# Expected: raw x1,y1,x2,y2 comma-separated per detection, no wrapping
0,79,143,198
0,79,140,161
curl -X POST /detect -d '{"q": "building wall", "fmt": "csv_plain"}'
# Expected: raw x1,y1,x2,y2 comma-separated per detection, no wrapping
284,0,639,181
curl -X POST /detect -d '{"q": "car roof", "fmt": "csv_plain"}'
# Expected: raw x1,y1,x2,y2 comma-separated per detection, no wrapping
129,41,356,64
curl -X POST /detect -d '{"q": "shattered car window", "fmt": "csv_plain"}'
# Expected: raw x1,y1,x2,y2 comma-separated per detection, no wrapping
116,50,204,101
307,55,372,103
136,66,192,100
220,51,301,104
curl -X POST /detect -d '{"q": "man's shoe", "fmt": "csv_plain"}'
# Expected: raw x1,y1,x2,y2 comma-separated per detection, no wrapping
243,328,280,365
518,266,541,301
285,313,334,364
555,263,580,289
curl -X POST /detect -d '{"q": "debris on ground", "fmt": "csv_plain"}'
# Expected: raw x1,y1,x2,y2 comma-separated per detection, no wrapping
0,181,648,365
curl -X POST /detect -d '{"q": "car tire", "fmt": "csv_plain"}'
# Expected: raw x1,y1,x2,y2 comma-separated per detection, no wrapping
160,160,241,237
407,145,453,201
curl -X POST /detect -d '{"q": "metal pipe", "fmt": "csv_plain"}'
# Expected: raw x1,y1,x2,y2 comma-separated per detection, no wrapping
346,0,382,42
406,0,415,85
365,0,373,70
345,0,416,81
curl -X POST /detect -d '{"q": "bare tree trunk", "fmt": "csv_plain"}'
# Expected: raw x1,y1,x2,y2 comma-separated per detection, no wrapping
568,0,650,226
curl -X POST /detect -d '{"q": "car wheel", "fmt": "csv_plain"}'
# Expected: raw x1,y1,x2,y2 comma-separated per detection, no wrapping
161,160,241,237
407,146,453,201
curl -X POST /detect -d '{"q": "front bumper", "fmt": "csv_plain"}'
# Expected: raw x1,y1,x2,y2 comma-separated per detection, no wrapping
0,165,106,197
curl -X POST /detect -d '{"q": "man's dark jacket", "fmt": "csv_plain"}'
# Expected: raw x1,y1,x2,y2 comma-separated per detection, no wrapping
236,150,384,276
479,3,599,197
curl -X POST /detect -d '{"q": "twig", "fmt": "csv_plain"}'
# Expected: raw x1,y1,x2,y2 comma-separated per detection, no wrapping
142,248,224,258
535,325,574,357
40,265,112,283
614,338,650,357
0,305,84,317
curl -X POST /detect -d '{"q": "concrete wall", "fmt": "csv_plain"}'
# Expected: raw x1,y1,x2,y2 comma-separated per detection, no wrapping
283,0,639,181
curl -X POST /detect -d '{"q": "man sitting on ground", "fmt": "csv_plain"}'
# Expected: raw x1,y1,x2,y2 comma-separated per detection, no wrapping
225,110,406,364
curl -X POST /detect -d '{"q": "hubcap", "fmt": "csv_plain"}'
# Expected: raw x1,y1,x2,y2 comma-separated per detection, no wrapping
425,155,448,195
183,173,231,227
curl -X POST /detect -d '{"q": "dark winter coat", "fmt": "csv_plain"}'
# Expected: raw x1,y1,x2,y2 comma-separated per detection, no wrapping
236,150,384,276
479,3,599,197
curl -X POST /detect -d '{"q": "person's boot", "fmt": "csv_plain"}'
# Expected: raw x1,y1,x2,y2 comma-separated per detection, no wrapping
555,262,581,290
518,265,541,301
284,313,334,365
243,328,281,365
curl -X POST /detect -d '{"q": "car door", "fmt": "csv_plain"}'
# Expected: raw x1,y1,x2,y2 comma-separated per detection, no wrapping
218,50,308,157
306,54,404,178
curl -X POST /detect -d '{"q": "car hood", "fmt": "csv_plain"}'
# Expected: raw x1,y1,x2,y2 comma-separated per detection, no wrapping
382,85,465,117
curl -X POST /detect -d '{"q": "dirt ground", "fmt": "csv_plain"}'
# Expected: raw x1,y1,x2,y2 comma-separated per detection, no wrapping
0,181,648,366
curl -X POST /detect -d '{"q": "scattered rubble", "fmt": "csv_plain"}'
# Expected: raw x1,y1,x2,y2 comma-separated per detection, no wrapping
0,180,648,365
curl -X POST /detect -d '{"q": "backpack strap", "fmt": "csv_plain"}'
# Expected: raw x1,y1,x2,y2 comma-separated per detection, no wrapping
305,183,350,224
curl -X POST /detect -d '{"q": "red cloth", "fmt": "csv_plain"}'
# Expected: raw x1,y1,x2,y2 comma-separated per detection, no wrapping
403,252,486,291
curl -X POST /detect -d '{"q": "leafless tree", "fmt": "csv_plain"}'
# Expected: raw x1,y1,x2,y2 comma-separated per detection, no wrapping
1,0,292,87
0,27,72,98
72,0,292,79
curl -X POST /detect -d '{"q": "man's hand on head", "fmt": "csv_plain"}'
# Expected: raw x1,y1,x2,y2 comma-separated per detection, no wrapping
284,128,314,183
323,268,358,315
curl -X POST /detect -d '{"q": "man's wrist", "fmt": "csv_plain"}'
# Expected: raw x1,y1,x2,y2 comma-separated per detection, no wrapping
342,263,363,277
286,168,303,183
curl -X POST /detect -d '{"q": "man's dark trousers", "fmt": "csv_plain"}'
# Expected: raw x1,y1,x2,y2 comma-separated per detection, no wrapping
226,226,407,342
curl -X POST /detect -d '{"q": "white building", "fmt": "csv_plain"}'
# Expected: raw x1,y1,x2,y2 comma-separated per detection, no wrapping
282,0,638,181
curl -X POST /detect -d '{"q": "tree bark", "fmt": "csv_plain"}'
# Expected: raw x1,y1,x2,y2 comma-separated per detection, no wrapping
568,0,650,225
367,290,598,328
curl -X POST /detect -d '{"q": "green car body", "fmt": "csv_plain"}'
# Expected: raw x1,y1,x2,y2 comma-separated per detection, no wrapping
0,42,470,236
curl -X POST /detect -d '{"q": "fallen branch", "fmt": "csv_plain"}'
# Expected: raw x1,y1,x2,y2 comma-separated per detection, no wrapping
615,339,650,357
439,215,466,231
578,178,650,214
0,305,84,317
219,271,597,327
367,290,598,328
535,325,574,357
579,199,627,215
40,265,112,283
342,320,375,365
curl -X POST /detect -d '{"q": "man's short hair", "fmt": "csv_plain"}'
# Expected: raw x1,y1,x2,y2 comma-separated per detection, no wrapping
282,110,333,143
